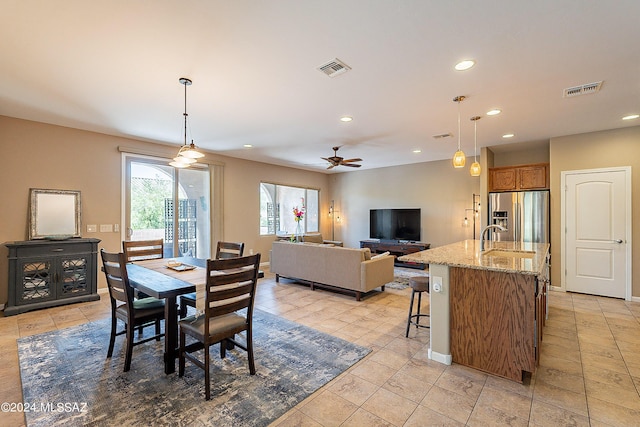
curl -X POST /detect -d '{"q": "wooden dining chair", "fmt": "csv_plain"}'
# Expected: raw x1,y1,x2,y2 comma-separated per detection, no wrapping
101,249,165,372
178,253,261,400
123,239,164,301
178,241,245,318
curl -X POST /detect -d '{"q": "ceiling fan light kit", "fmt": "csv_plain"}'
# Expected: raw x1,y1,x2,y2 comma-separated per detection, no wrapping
169,77,204,168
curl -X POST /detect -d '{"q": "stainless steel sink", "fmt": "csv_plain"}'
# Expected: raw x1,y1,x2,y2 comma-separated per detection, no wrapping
482,249,536,259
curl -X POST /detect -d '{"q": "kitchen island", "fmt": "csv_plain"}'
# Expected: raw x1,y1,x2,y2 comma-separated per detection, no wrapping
398,239,550,382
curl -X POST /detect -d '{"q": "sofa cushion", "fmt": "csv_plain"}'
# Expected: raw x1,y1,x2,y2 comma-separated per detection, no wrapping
302,233,324,244
371,251,390,260
363,247,372,260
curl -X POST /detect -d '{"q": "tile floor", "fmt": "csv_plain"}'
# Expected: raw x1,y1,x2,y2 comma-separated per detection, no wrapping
1,268,640,426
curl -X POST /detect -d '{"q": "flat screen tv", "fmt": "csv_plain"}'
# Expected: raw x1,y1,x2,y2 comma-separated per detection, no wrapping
369,208,421,241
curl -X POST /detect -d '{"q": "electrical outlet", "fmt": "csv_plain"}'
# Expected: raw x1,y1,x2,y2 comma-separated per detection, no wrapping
87,224,97,233
432,276,443,293
114,224,119,232
99,224,113,233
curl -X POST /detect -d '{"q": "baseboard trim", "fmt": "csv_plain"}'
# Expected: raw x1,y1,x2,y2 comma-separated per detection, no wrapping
428,348,452,365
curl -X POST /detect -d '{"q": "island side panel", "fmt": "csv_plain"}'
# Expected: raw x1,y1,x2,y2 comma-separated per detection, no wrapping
428,263,451,364
450,267,536,382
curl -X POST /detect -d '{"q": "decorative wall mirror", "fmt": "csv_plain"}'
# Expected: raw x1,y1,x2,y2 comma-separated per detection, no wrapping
28,188,82,240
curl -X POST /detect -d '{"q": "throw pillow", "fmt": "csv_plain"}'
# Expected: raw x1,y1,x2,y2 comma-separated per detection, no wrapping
371,251,390,260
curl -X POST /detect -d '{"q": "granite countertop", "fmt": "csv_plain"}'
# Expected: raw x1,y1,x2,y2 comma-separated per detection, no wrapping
398,239,550,275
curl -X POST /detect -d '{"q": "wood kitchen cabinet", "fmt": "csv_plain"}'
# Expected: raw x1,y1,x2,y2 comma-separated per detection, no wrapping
489,163,549,192
5,238,100,315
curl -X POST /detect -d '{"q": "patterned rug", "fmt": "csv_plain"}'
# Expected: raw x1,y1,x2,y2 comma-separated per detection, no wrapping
17,309,370,427
385,267,429,289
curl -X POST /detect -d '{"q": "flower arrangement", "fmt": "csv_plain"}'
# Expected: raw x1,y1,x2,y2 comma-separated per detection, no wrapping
293,198,305,222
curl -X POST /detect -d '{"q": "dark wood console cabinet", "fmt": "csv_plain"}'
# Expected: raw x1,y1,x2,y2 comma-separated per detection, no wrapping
5,238,101,316
360,240,430,269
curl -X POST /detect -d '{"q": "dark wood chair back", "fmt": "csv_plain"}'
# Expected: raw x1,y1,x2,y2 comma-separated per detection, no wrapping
122,239,164,262
203,253,259,323
215,241,245,260
101,250,135,308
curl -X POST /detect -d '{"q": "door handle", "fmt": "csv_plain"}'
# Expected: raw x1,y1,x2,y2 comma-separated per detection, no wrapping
614,239,623,244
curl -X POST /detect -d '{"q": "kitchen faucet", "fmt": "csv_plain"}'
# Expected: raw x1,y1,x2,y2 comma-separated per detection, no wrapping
480,224,507,252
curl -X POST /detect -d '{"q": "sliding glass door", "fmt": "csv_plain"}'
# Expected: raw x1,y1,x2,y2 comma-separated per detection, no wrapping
124,155,210,259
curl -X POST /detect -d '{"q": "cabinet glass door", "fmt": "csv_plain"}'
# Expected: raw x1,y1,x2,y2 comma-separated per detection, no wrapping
58,256,90,297
18,260,55,304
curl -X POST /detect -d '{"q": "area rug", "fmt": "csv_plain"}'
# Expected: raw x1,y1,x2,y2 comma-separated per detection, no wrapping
17,309,371,427
385,267,429,289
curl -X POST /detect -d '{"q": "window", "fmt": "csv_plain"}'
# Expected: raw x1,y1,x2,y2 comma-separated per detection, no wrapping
260,183,318,235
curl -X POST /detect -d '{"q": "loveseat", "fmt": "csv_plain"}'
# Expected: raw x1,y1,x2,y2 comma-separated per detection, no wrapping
270,240,394,300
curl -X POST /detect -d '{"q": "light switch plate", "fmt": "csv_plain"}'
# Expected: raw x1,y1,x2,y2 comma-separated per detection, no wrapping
87,224,97,233
99,224,113,233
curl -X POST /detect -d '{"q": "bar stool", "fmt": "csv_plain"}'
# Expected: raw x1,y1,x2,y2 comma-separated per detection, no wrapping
405,275,430,337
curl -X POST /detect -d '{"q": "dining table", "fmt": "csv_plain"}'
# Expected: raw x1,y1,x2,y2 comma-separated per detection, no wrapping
126,256,206,375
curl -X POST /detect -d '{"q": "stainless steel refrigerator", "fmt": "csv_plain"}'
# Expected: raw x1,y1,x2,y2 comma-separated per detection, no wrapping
488,190,550,244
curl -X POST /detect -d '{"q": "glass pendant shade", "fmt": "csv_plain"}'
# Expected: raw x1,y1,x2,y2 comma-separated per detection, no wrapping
169,160,190,168
179,141,204,159
470,161,481,176
452,150,466,168
173,154,196,164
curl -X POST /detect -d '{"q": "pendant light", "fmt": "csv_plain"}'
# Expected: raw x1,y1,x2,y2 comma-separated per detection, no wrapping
452,95,466,168
170,77,204,168
469,115,482,177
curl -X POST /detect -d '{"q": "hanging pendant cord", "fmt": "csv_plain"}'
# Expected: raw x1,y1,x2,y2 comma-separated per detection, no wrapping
183,81,188,146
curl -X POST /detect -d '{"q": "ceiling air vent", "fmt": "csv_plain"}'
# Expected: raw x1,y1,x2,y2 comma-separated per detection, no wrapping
563,81,603,98
433,133,453,139
317,59,351,77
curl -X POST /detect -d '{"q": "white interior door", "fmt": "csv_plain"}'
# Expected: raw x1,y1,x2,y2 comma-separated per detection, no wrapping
562,167,631,299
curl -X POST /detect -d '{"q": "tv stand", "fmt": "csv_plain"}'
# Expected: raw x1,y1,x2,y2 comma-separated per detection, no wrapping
360,240,430,270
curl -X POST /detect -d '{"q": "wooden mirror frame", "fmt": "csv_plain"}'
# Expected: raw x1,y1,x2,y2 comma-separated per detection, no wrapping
28,188,82,240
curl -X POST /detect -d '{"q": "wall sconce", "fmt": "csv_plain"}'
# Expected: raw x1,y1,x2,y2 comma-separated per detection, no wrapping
463,193,481,239
329,200,335,240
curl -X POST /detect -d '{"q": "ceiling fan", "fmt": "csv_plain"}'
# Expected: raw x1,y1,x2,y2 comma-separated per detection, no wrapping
321,146,362,169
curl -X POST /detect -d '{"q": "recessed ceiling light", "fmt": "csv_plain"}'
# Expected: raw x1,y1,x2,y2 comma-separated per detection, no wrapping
243,144,253,148
502,133,515,139
412,149,422,154
455,60,475,71
340,116,353,122
487,109,501,116
622,114,639,120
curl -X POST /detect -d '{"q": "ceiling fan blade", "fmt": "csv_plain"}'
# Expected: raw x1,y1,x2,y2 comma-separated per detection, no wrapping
342,158,362,163
326,164,335,170
343,163,361,168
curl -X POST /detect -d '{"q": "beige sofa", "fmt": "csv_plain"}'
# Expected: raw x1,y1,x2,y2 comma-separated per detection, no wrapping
270,241,394,300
